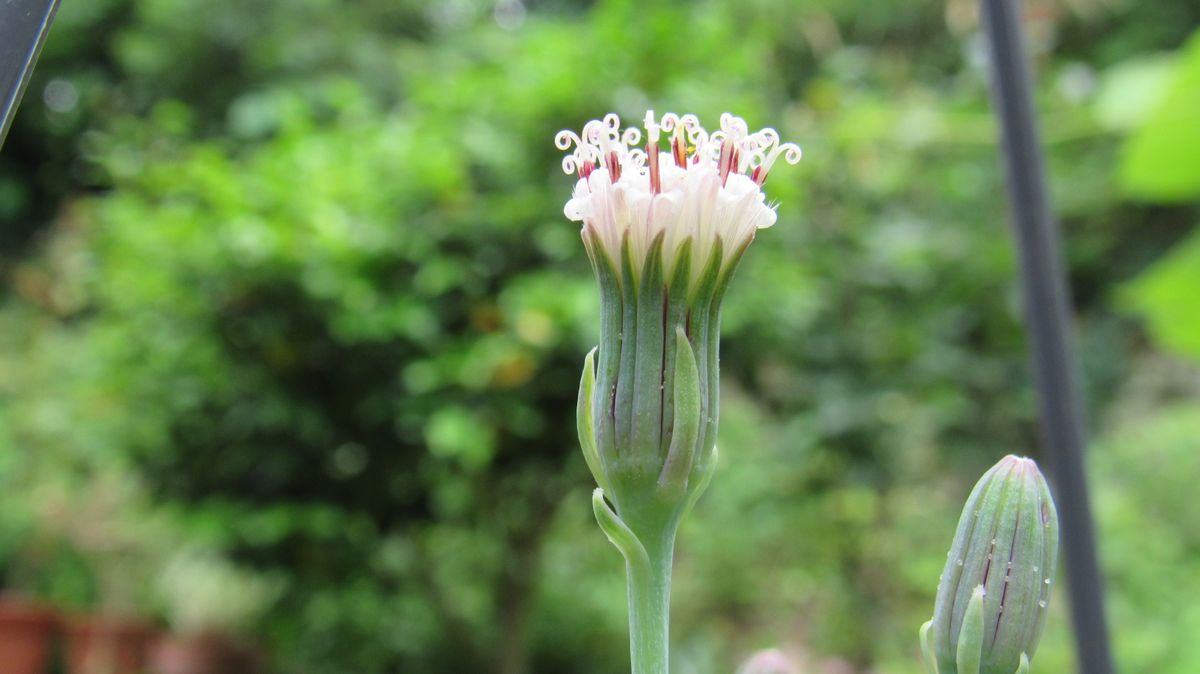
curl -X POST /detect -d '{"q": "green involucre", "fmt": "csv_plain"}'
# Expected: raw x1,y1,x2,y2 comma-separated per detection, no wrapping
922,455,1059,674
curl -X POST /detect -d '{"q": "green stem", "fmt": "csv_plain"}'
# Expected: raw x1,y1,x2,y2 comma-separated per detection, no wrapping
591,489,682,674
626,525,675,674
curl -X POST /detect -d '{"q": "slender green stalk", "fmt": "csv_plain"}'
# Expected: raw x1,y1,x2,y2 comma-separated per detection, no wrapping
592,490,682,674
626,530,675,674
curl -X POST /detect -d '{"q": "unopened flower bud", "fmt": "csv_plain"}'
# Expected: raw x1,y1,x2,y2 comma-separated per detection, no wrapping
920,455,1059,674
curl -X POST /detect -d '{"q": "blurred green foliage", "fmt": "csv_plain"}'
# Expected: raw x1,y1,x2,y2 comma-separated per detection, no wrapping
1092,402,1200,674
2,1,1200,673
1118,31,1200,360
1118,32,1200,202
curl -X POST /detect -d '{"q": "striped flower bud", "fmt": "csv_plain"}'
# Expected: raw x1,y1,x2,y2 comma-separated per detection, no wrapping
560,112,801,521
920,455,1060,674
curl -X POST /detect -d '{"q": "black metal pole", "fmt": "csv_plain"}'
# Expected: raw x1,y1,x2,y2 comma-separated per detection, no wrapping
977,1,1116,672
1,0,62,149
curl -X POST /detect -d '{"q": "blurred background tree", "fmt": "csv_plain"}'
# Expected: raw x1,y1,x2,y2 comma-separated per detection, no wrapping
1,1,1199,673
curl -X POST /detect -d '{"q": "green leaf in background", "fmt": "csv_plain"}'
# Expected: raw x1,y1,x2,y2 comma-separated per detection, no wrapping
1094,55,1176,132
1122,228,1200,361
1119,30,1200,202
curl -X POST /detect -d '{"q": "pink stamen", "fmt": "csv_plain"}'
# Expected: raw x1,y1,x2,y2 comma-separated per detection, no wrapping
647,141,661,194
609,151,622,181
580,160,595,179
672,133,687,168
718,141,733,186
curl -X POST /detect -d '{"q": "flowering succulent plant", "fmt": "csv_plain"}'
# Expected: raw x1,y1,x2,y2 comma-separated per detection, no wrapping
920,455,1060,674
558,111,801,674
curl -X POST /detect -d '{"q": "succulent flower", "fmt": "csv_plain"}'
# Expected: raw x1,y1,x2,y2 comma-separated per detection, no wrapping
920,455,1060,674
560,111,801,524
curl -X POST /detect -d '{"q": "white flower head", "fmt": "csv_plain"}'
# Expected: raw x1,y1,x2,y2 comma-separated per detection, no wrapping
556,111,801,292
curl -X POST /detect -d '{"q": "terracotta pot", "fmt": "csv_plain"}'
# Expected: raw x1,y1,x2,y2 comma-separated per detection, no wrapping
148,632,261,674
64,616,155,674
0,596,58,674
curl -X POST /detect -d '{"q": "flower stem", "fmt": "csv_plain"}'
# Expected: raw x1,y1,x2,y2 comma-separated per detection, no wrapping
625,524,675,674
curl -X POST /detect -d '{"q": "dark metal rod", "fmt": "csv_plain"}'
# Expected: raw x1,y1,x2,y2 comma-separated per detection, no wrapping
1,0,62,149
978,0,1116,672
